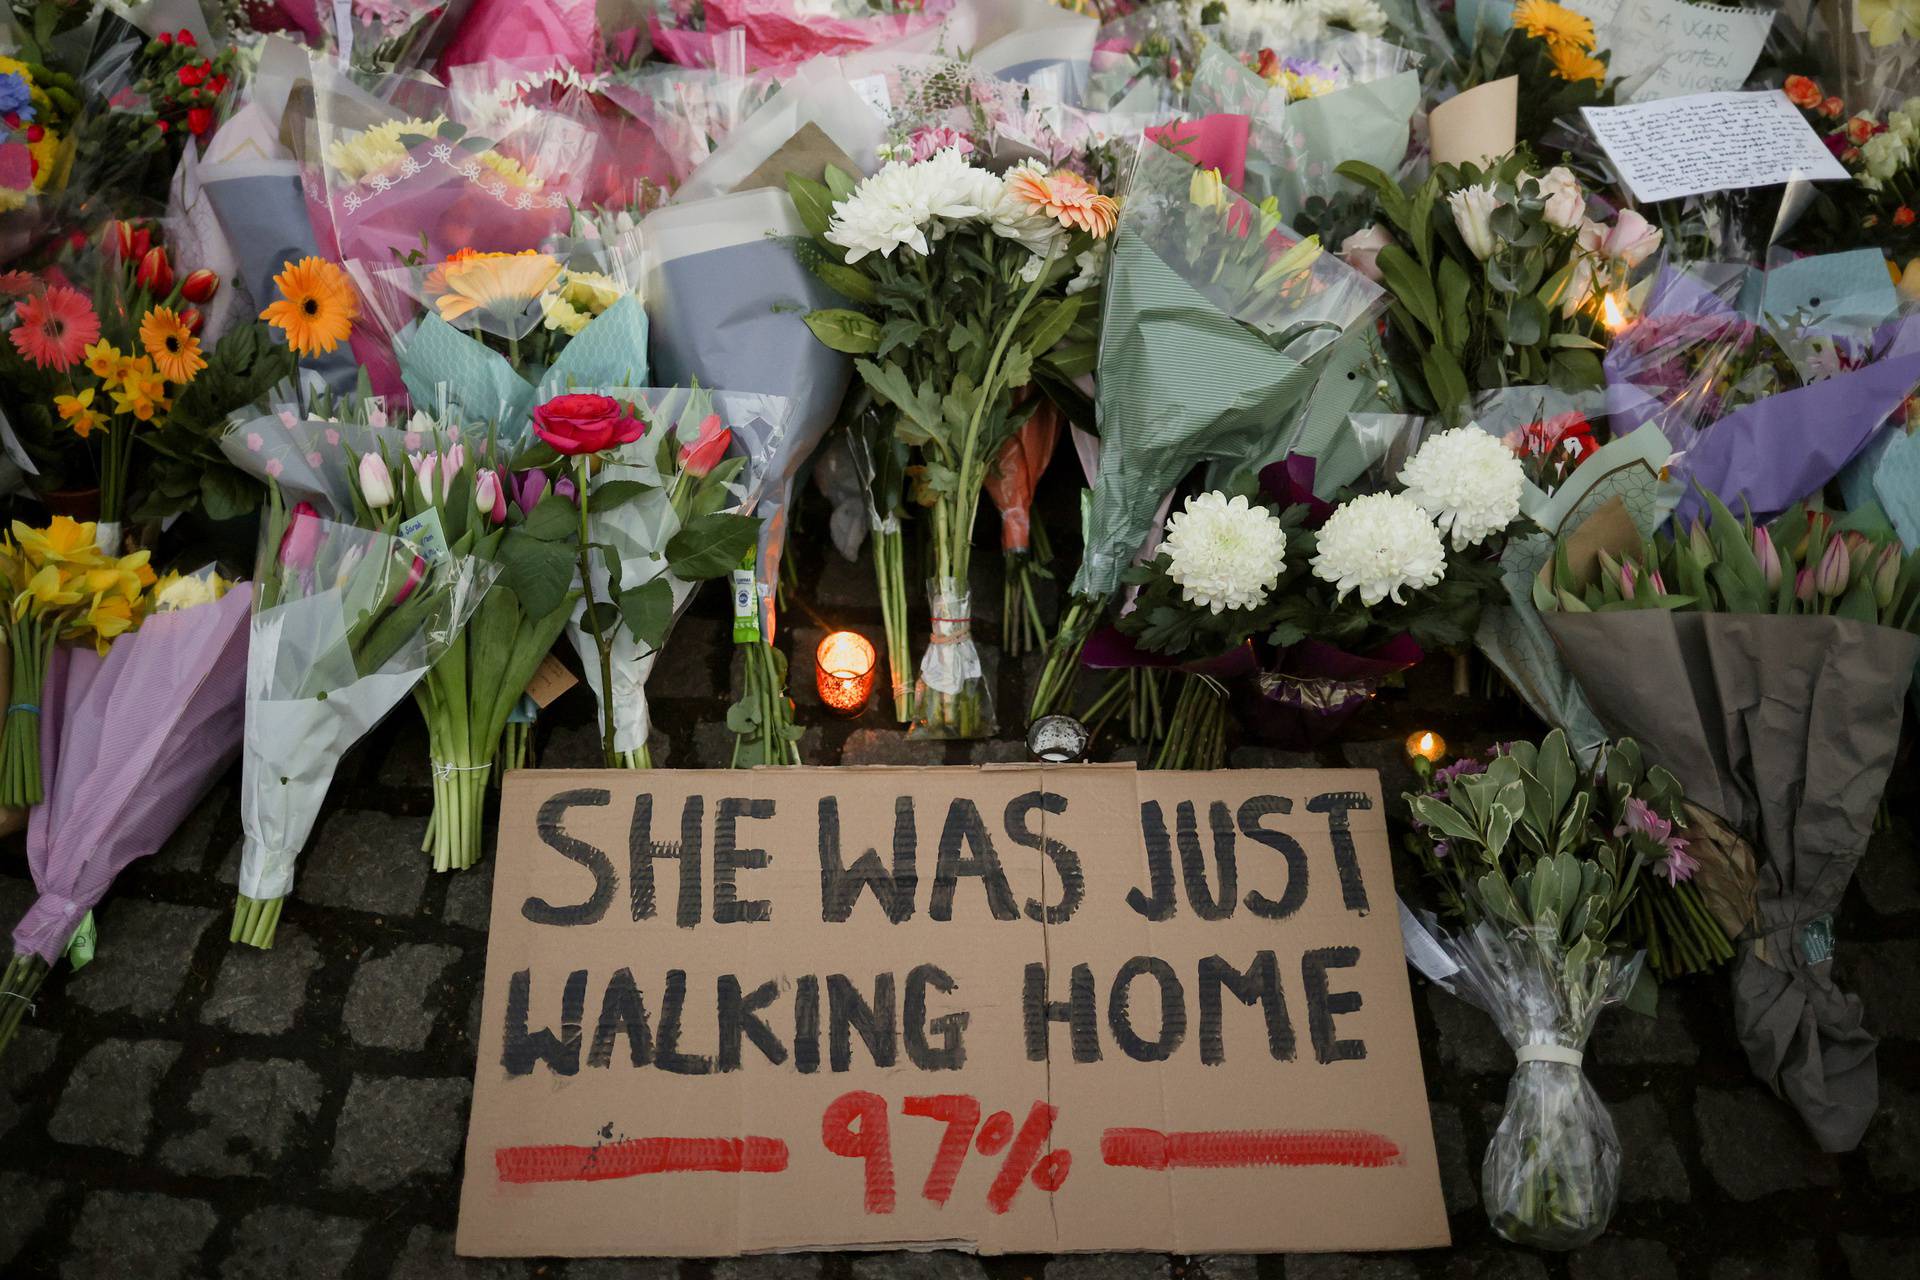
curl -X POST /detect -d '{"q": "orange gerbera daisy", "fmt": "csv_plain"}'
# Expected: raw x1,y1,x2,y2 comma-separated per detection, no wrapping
431,250,563,325
1006,167,1120,238
139,306,207,384
1513,0,1595,49
1546,39,1607,85
260,256,358,356
8,285,100,372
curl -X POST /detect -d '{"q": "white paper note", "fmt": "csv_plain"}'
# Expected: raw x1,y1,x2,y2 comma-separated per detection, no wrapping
1583,90,1851,203
1599,0,1775,102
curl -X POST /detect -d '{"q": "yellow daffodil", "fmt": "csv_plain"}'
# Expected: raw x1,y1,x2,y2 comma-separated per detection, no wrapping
12,516,98,568
54,388,105,439
152,570,230,612
73,591,137,652
16,564,83,619
83,339,124,382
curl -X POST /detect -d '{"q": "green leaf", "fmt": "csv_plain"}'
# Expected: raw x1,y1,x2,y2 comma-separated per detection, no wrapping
804,308,882,355
1018,295,1082,357
786,174,837,238
521,493,578,542
617,577,675,648
1376,244,1441,339
1548,348,1604,392
1421,346,1472,420
1506,295,1547,346
805,258,878,304
1435,256,1471,353
497,533,577,621
591,479,653,510
1410,796,1480,845
665,512,761,580
199,467,258,521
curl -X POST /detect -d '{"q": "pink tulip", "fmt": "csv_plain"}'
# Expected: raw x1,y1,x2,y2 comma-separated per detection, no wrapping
278,501,322,571
1814,534,1851,597
1752,526,1782,591
393,555,427,606
476,469,508,524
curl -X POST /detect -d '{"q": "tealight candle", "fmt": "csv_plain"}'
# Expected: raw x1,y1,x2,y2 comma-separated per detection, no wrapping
816,631,876,716
1405,729,1446,764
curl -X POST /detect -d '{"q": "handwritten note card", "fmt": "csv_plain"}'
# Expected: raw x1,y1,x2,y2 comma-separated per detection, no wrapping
1586,0,1775,102
1583,90,1851,204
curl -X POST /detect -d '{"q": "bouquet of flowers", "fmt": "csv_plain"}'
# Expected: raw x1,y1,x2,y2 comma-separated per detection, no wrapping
796,148,1117,737
1029,137,1385,722
1538,490,1920,1150
1337,151,1659,423
231,490,495,947
531,387,777,767
0,570,249,1062
344,425,583,871
0,518,154,807
1,217,273,541
644,0,955,71
1401,730,1707,1249
1453,0,1614,145
1107,428,1524,764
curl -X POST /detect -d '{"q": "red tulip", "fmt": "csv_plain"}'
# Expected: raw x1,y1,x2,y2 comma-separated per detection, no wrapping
180,269,219,304
102,220,136,260
187,107,213,136
677,413,732,477
136,246,173,296
393,555,428,606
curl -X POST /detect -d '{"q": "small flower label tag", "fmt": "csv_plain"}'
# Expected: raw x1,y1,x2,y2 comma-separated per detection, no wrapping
1799,914,1836,966
398,509,449,565
731,549,760,644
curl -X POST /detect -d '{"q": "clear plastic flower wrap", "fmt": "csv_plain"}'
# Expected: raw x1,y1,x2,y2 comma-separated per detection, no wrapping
232,499,496,948
1417,914,1641,1250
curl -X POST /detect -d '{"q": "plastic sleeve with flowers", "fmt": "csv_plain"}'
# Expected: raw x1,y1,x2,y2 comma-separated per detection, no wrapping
645,0,956,75
668,57,887,205
1070,138,1385,600
550,387,787,762
316,0,476,74
306,57,585,269
232,501,497,947
643,187,849,633
0,580,250,1055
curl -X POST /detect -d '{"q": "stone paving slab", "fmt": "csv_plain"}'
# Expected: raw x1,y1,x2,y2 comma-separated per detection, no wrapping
2,520,1915,1279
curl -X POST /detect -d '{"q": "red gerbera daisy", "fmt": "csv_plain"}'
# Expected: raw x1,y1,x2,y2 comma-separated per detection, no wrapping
9,285,101,372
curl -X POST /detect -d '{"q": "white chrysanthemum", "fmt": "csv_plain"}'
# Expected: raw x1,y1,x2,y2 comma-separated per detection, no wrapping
1311,492,1447,606
1201,0,1387,45
1066,240,1109,295
826,148,995,263
1398,426,1526,549
1161,492,1289,614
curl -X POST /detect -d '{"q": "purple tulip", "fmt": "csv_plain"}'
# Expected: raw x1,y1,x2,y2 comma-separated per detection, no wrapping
512,469,549,514
554,476,578,505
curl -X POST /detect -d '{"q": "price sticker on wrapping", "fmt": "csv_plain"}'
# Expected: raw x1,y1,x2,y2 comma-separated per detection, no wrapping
458,766,1449,1256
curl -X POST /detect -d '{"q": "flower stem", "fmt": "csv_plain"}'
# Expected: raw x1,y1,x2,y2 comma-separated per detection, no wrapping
573,455,618,766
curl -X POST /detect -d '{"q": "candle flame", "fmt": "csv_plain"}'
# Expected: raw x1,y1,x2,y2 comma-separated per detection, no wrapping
1601,290,1629,334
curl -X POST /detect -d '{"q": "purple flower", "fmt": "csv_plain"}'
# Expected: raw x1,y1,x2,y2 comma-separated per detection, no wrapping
511,469,549,514
1615,796,1695,884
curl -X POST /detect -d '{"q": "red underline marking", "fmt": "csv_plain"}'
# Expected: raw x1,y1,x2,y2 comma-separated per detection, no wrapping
496,1136,790,1184
1100,1127,1403,1170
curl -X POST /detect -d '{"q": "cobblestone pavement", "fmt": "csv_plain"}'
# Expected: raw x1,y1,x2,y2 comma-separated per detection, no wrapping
2,515,1918,1279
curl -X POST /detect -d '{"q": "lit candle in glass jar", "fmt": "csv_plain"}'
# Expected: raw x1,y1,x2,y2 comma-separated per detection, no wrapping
1405,730,1446,764
816,631,876,716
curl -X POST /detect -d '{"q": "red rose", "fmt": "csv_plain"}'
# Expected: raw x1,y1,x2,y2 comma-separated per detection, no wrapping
1846,114,1881,146
177,63,206,88
532,393,647,455
1897,207,1917,228
187,107,213,135
1783,75,1822,109
176,29,196,46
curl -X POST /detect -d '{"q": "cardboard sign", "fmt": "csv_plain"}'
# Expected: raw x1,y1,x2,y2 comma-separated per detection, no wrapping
458,766,1449,1257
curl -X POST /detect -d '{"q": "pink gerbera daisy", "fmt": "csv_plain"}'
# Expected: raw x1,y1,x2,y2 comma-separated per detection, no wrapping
9,285,100,372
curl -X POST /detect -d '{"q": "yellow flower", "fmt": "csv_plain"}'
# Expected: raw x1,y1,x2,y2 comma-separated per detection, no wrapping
558,269,623,316
12,517,99,568
1189,166,1228,211
109,359,169,422
54,388,104,439
1547,40,1608,85
476,149,543,190
540,294,590,336
152,570,230,612
260,256,358,357
1254,234,1325,292
83,339,124,382
1860,0,1920,47
74,590,138,652
325,116,447,183
139,306,206,384
432,251,563,325
1513,0,1596,49
16,563,84,619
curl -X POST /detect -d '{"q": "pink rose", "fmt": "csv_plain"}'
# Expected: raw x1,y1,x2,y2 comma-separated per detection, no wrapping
1338,224,1393,283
